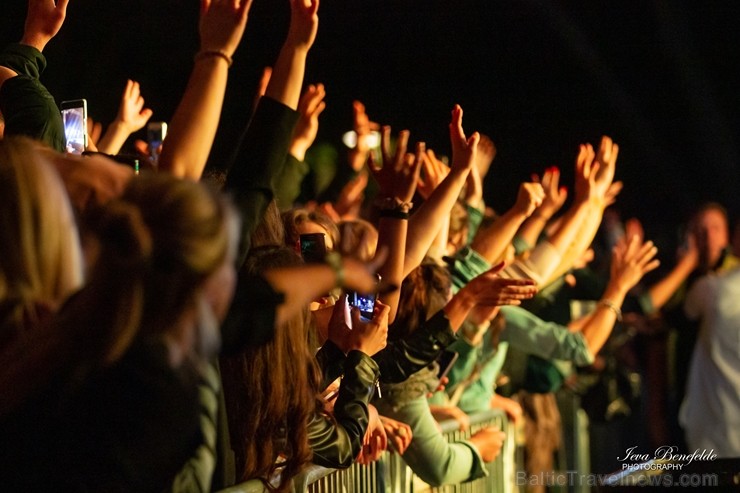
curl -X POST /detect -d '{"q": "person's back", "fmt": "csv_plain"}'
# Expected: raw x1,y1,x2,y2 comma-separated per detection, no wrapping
680,267,740,456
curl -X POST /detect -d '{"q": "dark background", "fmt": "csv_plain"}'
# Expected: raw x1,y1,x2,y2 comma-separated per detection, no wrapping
3,0,740,261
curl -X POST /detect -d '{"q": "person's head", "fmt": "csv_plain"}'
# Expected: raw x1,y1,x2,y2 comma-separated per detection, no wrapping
337,219,378,262
282,207,339,253
0,172,239,415
0,137,83,347
691,202,729,270
220,245,321,490
392,259,452,341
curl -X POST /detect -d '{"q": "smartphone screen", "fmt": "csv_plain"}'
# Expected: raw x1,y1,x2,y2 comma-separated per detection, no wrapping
147,122,168,163
60,99,87,155
299,233,327,263
348,290,376,320
436,350,459,382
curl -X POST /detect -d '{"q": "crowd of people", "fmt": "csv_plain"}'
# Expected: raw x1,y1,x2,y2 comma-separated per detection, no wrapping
1,0,738,492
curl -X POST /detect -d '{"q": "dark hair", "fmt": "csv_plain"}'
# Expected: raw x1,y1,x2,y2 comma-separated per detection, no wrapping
391,259,452,341
220,245,322,491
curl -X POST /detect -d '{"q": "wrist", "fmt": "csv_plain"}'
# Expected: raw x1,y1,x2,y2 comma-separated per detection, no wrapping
194,49,233,67
20,35,48,52
289,142,308,162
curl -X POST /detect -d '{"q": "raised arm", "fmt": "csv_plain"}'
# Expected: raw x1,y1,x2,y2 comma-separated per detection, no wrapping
543,136,620,285
404,105,479,276
96,80,153,155
20,0,69,53
573,235,659,354
516,167,568,248
470,181,545,264
264,0,319,110
157,0,252,179
0,0,70,151
647,233,699,311
369,128,422,322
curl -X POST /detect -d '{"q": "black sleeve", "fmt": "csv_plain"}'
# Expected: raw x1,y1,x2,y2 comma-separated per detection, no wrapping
308,351,378,469
375,310,457,384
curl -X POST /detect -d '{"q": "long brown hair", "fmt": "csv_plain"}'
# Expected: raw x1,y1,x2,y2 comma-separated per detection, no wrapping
220,246,322,491
392,259,452,341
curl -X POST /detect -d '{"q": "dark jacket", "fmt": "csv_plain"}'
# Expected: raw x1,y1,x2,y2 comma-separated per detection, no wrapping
0,43,66,152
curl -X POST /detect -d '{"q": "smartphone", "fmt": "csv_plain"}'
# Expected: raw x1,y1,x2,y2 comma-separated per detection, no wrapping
60,99,88,154
147,121,168,164
348,290,376,320
299,233,327,264
436,350,459,382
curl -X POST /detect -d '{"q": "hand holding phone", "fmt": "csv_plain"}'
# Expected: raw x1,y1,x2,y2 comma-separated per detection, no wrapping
147,121,167,164
61,99,88,154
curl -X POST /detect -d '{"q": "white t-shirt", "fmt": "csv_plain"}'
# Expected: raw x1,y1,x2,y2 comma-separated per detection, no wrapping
680,267,740,457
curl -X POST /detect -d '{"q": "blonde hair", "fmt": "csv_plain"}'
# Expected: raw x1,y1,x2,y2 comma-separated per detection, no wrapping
337,219,378,262
0,173,235,413
0,137,83,346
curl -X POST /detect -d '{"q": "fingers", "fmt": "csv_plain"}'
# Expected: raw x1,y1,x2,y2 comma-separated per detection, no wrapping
393,130,410,170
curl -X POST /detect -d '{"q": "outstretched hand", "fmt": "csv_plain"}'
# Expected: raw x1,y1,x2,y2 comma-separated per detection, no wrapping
610,235,660,294
531,167,567,219
449,104,480,174
287,0,320,50
290,83,326,161
22,0,69,52
512,182,545,218
116,80,154,133
463,262,538,307
369,128,423,204
199,0,253,57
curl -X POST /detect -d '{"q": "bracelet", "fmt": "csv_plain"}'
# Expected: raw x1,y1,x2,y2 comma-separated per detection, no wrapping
599,299,623,322
374,196,413,213
378,209,409,220
324,251,344,288
194,50,233,67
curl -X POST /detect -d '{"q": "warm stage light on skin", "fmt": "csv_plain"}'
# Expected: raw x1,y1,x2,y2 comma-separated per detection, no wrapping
342,130,381,149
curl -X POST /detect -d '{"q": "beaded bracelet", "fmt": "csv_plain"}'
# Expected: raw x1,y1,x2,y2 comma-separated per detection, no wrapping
599,299,623,322
194,50,233,67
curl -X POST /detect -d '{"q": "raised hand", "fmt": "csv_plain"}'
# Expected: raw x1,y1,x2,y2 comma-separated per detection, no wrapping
116,80,153,134
449,105,480,173
573,143,597,203
593,135,619,197
369,128,422,204
22,0,69,52
512,182,546,218
350,100,380,163
610,235,660,294
287,0,320,50
417,149,450,200
290,83,326,161
531,167,567,219
199,0,253,57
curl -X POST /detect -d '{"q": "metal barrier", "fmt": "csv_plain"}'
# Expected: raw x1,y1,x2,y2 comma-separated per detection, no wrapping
220,409,516,493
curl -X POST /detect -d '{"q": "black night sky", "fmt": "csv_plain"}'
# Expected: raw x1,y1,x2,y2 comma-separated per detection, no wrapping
3,1,740,262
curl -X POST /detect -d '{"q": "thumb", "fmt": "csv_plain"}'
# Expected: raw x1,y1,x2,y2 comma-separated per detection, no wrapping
486,261,506,275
